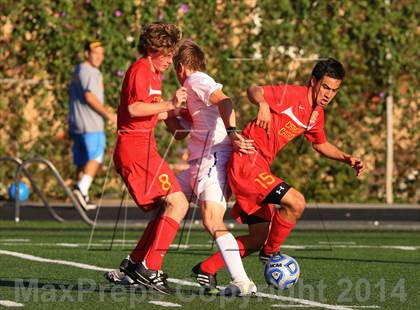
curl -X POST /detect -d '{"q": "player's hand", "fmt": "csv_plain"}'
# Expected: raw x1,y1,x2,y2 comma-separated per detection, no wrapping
256,102,271,133
107,112,117,125
172,87,187,108
229,132,255,154
346,156,366,177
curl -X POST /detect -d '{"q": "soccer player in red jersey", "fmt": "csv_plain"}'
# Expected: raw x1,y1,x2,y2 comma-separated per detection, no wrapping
106,23,189,294
195,58,365,278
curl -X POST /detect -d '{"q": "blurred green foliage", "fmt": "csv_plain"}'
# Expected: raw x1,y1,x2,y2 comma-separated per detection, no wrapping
0,0,418,203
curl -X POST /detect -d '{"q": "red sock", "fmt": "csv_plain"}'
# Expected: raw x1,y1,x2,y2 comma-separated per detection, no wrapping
143,216,179,270
130,219,157,263
201,236,250,275
264,210,295,254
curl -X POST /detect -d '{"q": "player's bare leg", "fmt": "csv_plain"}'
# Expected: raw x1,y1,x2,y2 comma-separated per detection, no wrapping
83,159,100,179
278,188,306,223
201,201,228,239
162,191,189,223
262,188,306,256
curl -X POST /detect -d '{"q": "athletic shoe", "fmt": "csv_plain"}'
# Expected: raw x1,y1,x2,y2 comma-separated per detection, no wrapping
104,257,136,286
104,270,136,286
72,185,96,210
191,263,219,295
120,260,172,295
218,279,257,297
259,249,279,265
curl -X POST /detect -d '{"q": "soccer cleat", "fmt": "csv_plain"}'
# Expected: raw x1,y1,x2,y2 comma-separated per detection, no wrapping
258,249,271,265
218,279,257,297
259,249,281,265
120,260,172,295
104,257,136,286
191,263,219,294
72,185,96,210
104,270,136,286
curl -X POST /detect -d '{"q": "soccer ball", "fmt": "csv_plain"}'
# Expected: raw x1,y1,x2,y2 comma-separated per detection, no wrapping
8,182,30,202
264,253,300,290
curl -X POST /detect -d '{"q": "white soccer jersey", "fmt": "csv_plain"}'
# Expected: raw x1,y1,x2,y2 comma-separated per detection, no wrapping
183,71,232,160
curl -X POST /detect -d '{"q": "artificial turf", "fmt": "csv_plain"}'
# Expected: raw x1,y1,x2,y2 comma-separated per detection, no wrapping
0,221,419,309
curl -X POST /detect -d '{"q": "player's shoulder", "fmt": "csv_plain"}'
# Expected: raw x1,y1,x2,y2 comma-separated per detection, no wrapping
126,58,149,76
185,71,216,87
283,84,308,96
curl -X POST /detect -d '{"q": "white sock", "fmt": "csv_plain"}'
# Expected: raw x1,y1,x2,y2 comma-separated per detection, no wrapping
215,233,250,282
78,174,93,196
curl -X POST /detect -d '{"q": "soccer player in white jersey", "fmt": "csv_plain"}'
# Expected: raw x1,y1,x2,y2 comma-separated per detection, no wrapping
165,40,256,296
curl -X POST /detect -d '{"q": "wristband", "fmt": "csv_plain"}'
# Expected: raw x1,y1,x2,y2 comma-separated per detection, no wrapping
226,126,237,135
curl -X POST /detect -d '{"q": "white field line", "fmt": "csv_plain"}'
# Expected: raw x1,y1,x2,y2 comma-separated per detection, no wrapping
255,292,355,310
0,300,24,307
318,242,356,245
0,242,418,251
272,305,312,308
0,249,108,272
149,300,182,307
0,249,357,310
272,306,380,309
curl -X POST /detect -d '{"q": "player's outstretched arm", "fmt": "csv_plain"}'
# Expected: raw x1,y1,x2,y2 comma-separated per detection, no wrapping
312,142,366,176
210,89,255,154
247,86,271,132
127,87,187,118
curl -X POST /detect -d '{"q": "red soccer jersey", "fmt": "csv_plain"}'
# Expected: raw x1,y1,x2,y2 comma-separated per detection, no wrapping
114,57,181,208
117,57,163,137
242,84,326,164
228,84,326,222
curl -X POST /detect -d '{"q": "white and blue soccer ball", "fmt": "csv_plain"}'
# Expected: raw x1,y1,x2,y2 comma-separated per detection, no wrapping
264,253,300,290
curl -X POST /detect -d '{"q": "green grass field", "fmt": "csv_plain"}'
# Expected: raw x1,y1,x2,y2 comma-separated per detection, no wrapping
0,221,419,309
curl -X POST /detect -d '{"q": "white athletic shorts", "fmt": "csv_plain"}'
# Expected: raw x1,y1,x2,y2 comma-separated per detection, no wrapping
177,150,231,208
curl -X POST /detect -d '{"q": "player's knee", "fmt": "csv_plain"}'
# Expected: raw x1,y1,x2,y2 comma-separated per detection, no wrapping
164,192,189,220
286,191,306,220
290,193,306,219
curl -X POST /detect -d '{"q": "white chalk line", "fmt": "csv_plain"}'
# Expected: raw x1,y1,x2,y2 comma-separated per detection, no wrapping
0,300,24,307
0,242,418,251
0,239,31,242
149,300,182,307
0,249,364,310
272,305,380,309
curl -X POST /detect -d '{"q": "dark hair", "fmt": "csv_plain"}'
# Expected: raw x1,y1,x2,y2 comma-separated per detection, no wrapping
173,40,206,71
138,22,181,56
84,40,103,52
311,58,345,81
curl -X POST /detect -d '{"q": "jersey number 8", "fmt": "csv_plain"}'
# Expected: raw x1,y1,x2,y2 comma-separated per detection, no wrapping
158,174,172,191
